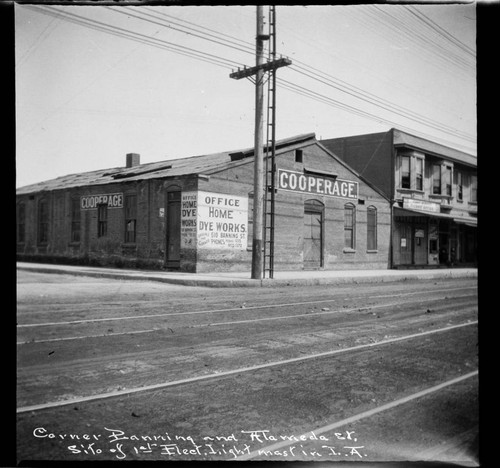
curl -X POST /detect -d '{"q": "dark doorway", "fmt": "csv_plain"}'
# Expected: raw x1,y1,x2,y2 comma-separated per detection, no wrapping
166,190,181,268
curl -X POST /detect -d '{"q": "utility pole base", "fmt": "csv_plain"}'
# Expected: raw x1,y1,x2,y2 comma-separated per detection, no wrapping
251,239,263,280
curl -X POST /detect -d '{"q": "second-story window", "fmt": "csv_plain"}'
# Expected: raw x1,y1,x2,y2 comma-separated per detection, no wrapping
456,172,463,201
401,156,410,189
97,203,107,237
432,164,441,195
444,166,453,196
470,175,477,203
415,158,424,191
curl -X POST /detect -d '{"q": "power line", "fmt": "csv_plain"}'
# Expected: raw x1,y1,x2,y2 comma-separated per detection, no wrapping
21,5,476,154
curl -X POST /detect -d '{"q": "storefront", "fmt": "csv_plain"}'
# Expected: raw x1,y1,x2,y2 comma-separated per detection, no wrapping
393,198,477,267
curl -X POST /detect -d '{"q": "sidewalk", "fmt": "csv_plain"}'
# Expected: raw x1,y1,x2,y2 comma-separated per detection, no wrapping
17,262,478,288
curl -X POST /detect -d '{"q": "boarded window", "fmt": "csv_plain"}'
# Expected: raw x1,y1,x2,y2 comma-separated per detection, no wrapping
124,194,137,243
17,203,25,243
38,199,49,244
71,198,80,242
97,203,107,237
367,206,377,251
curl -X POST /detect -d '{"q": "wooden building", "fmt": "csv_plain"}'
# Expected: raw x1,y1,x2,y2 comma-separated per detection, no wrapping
321,128,477,268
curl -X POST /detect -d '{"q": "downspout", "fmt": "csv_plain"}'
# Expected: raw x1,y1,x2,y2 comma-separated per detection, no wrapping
389,128,395,269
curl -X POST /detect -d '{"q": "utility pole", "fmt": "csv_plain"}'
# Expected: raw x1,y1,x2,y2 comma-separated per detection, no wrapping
229,6,291,280
251,5,266,280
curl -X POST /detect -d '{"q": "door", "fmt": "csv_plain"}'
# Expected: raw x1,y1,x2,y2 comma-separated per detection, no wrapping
413,224,427,265
303,210,323,269
166,191,181,268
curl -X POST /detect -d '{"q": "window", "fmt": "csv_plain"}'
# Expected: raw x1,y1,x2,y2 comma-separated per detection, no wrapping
444,166,452,196
38,199,49,244
97,203,107,237
295,149,303,163
415,158,424,191
457,172,463,201
401,156,411,189
367,206,377,251
124,194,137,243
344,203,356,250
432,164,441,194
71,198,80,242
17,203,25,243
470,175,477,203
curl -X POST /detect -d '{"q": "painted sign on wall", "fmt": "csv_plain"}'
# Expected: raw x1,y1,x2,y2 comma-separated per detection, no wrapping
80,193,123,210
278,169,358,199
181,191,248,250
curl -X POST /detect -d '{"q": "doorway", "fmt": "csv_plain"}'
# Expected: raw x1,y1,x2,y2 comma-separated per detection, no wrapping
303,200,324,269
166,190,181,269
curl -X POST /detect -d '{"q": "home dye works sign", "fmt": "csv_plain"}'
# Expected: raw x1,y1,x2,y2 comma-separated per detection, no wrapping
181,191,248,250
278,169,358,199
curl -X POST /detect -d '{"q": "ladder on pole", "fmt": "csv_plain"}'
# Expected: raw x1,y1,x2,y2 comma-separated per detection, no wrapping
263,5,277,279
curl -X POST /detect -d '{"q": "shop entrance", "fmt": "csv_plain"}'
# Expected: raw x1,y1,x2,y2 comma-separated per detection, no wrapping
165,190,181,269
303,200,324,269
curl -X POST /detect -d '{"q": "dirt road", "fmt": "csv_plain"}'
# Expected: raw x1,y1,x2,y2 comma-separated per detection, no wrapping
16,271,478,465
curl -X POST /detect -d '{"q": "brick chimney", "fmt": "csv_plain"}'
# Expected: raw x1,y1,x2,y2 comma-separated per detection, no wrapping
126,153,140,168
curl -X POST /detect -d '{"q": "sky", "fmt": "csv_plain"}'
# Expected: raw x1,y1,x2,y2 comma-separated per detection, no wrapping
15,3,477,189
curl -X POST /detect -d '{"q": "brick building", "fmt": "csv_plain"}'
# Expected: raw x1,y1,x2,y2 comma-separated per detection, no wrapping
16,133,391,273
321,128,477,268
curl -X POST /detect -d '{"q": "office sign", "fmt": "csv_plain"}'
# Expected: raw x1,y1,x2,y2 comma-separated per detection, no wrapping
278,169,358,199
181,191,248,250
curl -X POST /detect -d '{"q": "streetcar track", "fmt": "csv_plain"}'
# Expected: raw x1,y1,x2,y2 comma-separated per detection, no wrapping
17,297,478,345
17,285,476,316
16,321,477,414
17,287,477,328
235,371,479,461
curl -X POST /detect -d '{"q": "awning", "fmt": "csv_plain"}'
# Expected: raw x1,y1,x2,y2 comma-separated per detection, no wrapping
394,206,477,227
453,217,477,227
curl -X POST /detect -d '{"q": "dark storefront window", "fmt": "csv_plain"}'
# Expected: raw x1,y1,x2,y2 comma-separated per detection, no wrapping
125,194,137,243
401,156,410,189
344,203,356,249
17,203,26,243
71,198,81,242
37,199,49,244
367,206,377,251
97,204,107,237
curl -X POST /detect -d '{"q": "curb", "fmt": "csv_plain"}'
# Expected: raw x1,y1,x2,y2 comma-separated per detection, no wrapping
17,264,477,288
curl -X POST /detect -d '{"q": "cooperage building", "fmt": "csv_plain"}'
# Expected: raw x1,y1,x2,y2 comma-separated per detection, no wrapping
16,133,392,273
321,128,477,268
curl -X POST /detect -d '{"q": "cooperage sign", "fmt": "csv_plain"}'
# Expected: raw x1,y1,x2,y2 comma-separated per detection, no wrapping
80,193,124,210
278,169,358,199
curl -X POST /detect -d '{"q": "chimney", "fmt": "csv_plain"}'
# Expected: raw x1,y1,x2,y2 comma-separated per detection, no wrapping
126,153,140,168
